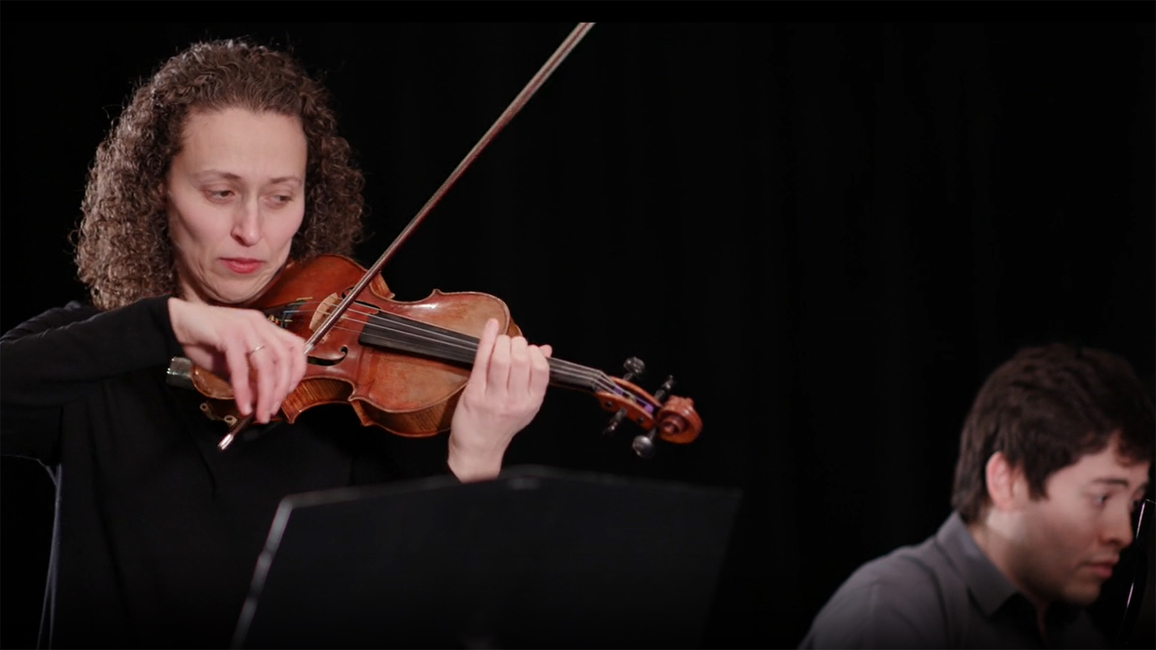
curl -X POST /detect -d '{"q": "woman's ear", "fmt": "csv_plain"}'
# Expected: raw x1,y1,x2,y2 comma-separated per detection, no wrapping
154,182,169,214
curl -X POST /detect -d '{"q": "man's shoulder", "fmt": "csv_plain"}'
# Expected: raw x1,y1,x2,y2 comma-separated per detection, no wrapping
800,529,966,648
853,533,961,590
828,534,961,614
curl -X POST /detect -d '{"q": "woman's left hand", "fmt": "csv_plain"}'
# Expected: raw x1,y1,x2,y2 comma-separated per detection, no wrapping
448,318,551,482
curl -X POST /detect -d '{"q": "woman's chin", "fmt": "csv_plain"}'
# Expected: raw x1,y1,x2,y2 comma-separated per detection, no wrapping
202,282,269,307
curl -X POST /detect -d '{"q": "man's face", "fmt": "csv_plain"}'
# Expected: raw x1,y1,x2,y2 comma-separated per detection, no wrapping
1007,435,1150,608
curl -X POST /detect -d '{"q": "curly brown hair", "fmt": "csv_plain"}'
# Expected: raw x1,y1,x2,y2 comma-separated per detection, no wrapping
952,344,1155,523
74,39,365,310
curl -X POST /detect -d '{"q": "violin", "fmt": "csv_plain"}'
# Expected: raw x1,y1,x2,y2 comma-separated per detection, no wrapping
166,23,702,457
170,254,701,457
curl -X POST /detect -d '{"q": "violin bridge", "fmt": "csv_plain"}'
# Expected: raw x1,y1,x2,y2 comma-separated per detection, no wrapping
310,293,343,334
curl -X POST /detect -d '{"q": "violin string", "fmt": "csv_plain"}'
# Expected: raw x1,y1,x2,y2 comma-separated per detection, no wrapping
269,299,623,392
273,302,625,396
358,314,621,394
274,300,610,382
321,319,625,397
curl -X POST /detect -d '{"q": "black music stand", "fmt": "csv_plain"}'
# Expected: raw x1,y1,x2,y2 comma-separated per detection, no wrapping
231,465,741,649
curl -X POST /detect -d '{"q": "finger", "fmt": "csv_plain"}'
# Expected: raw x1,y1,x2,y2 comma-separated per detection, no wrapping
266,322,305,417
508,336,531,394
224,341,254,417
284,332,307,399
242,321,280,424
272,330,298,418
271,325,307,392
538,344,553,359
487,333,512,399
272,338,292,420
528,345,551,397
248,342,275,423
468,318,500,395
247,314,280,422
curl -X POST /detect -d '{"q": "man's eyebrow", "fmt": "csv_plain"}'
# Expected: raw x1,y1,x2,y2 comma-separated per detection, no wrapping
1092,478,1151,495
1091,478,1133,488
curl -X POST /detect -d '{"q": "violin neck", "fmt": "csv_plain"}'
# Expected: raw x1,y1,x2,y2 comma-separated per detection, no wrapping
356,311,608,394
547,357,611,394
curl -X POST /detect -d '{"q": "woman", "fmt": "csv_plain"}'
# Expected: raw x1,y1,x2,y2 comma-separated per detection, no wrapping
0,39,551,648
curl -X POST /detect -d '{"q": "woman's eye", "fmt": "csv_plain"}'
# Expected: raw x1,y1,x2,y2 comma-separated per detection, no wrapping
1093,494,1109,506
267,193,295,206
206,190,233,200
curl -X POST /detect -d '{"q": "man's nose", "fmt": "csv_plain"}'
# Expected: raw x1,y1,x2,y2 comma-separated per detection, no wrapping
1105,504,1136,549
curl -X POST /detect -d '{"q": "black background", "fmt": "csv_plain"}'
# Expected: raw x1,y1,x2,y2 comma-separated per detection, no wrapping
3,15,1153,649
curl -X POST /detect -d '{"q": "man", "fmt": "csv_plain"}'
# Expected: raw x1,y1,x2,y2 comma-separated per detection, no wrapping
801,344,1154,648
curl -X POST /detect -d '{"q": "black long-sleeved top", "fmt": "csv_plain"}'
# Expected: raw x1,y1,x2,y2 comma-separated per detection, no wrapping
1,297,451,648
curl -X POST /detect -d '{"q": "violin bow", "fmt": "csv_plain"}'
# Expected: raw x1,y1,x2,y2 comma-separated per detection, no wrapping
218,23,596,449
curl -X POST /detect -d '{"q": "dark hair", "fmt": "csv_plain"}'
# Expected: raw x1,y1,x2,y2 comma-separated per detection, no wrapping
951,344,1155,523
74,39,365,310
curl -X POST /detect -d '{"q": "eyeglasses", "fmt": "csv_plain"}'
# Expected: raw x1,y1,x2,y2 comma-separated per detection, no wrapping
1131,498,1153,534
1116,498,1154,646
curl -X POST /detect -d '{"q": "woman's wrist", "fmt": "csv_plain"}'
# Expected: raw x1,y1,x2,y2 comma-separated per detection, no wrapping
446,435,505,482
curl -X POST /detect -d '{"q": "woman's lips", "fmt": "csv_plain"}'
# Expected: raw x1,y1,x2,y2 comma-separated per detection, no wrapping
221,258,262,274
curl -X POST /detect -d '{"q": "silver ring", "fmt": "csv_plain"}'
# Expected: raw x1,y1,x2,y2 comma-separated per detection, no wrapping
248,345,267,356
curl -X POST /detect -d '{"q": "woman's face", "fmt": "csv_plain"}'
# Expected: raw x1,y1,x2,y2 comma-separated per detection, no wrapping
165,107,308,306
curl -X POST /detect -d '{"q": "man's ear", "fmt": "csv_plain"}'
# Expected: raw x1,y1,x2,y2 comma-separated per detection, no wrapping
985,451,1022,512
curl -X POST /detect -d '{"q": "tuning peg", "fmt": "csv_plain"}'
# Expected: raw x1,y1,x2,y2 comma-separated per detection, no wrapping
654,376,675,402
603,409,627,436
632,428,658,459
622,357,645,383
604,357,647,435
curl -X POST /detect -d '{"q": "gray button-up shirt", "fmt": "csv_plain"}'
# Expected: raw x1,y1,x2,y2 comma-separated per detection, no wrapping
799,511,1108,648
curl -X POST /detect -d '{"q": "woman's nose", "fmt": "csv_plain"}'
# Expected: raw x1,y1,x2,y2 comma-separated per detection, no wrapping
231,198,262,245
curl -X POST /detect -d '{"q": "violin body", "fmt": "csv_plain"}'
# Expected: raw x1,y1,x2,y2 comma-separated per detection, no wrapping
191,254,520,437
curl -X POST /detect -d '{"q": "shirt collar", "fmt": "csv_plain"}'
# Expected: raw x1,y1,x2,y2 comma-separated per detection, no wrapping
936,511,1020,617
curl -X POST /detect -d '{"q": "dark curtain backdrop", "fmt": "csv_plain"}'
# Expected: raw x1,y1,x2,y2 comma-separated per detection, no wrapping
2,20,1153,649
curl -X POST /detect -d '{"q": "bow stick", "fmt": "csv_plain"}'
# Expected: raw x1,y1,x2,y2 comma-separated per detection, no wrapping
218,23,597,449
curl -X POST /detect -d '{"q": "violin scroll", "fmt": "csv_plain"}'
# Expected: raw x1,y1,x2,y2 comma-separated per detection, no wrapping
595,360,702,459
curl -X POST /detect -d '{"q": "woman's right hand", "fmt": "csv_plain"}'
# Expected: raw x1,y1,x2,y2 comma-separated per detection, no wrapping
167,298,306,423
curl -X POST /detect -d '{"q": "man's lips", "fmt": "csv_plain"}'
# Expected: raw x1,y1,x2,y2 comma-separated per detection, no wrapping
1084,560,1118,579
221,258,263,274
